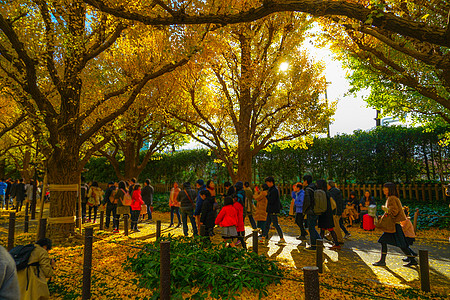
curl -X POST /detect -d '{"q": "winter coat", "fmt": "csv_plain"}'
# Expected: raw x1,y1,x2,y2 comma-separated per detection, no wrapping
243,187,254,214
141,185,154,206
177,188,197,209
114,189,129,215
266,185,281,214
194,185,206,216
215,205,238,228
87,186,103,206
103,186,116,206
294,190,305,213
200,197,216,229
15,183,26,202
318,192,334,229
17,244,53,300
233,202,245,232
383,196,407,232
328,187,344,215
253,192,268,221
131,190,144,211
359,196,376,210
303,183,317,215
0,245,19,299
169,187,181,207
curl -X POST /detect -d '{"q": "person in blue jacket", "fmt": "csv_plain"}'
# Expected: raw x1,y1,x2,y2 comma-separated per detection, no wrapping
293,183,308,240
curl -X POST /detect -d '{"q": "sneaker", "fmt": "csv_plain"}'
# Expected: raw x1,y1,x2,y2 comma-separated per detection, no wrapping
344,233,351,239
258,237,266,244
175,223,181,228
402,257,410,262
296,235,307,240
277,238,286,245
113,229,119,233
372,261,386,266
133,229,141,232
404,260,418,267
168,223,173,228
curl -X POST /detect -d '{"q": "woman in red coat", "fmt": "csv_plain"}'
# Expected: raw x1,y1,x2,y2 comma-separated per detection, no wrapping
131,184,144,232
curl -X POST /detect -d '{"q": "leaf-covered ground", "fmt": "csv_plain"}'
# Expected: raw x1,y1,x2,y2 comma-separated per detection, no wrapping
1,209,449,299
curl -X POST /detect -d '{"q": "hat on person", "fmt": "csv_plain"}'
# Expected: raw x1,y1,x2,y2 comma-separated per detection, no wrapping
196,179,204,186
183,182,191,188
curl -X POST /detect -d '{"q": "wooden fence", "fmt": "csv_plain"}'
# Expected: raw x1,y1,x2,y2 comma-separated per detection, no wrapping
154,183,449,202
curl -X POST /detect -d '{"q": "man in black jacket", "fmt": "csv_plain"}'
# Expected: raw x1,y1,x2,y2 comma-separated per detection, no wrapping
141,179,154,221
177,182,198,237
14,179,26,212
103,181,116,229
260,177,285,245
328,180,350,239
302,175,321,250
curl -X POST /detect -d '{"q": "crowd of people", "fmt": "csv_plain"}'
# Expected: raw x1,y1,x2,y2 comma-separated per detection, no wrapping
0,178,43,212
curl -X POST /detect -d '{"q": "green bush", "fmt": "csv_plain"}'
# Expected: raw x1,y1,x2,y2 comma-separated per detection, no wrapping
125,235,285,299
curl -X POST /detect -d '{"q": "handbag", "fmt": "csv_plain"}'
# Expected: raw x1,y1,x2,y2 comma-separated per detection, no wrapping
140,204,148,215
376,213,396,233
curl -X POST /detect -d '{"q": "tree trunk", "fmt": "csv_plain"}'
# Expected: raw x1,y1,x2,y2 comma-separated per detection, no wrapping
237,144,252,183
47,134,81,238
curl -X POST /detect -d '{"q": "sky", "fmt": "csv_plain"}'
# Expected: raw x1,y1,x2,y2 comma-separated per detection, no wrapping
302,42,377,136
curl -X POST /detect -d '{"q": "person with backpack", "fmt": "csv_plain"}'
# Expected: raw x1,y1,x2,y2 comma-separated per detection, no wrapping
86,181,103,223
177,182,198,237
103,181,117,229
302,175,321,250
327,180,350,239
254,184,268,233
0,245,19,299
316,180,341,250
113,181,129,233
16,238,55,300
15,179,26,212
260,177,285,245
168,182,181,228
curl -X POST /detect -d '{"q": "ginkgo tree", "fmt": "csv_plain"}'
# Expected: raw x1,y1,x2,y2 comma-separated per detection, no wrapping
0,0,196,236
163,12,333,182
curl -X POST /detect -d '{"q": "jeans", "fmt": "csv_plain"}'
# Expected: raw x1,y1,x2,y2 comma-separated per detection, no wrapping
262,213,284,239
0,195,4,209
180,207,198,236
170,206,181,225
88,205,98,222
307,214,321,249
131,210,140,230
295,212,308,237
105,204,116,228
244,213,257,229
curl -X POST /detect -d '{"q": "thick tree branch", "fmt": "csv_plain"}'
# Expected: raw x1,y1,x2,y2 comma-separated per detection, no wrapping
84,0,450,48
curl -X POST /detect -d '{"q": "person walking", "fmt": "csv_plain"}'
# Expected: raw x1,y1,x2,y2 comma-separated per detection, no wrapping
373,182,417,267
141,179,154,222
260,177,285,245
293,183,308,240
302,175,321,250
14,179,26,212
168,182,181,227
328,180,350,240
316,180,341,250
131,184,144,232
177,182,198,237
17,238,55,300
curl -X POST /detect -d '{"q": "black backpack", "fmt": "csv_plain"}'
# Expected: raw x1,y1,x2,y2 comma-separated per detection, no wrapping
9,244,37,271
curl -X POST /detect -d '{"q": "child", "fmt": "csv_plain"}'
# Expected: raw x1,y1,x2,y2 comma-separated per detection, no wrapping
131,184,144,232
400,206,417,261
233,185,246,249
215,196,245,249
